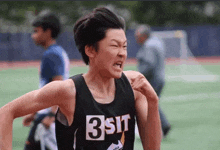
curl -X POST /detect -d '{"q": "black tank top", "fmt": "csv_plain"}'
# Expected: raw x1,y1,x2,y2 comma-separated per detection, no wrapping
55,73,136,150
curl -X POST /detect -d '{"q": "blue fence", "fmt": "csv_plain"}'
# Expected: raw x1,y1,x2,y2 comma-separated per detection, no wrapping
0,25,220,61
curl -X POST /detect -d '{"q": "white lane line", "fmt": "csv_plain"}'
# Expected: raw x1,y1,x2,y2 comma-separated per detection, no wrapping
161,92,220,102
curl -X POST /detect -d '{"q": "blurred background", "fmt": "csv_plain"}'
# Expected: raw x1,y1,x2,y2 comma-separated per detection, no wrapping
0,1,220,150
0,1,220,61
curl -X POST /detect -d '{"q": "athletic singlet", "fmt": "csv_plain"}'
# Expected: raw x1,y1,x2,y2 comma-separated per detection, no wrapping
55,73,136,150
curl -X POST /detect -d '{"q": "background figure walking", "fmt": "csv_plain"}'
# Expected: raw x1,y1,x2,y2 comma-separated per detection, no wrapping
135,24,171,138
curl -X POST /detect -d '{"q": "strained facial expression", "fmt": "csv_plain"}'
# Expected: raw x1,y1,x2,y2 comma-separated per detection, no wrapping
94,29,127,78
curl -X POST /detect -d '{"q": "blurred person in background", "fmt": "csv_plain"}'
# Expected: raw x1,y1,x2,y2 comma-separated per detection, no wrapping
135,24,171,138
22,11,70,150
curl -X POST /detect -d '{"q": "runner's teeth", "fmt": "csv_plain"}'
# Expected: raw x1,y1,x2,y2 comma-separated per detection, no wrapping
114,64,121,67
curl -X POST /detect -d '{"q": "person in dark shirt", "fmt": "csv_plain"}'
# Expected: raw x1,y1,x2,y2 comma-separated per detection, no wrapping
0,7,161,150
22,11,70,150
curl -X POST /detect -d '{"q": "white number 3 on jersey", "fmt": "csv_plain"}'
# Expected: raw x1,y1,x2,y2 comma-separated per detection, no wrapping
86,115,105,140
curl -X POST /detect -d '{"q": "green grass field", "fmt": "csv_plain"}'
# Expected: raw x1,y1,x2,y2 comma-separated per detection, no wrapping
0,63,220,150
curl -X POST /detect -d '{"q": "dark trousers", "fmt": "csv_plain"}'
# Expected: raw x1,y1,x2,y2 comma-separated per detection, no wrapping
159,105,171,135
153,82,171,135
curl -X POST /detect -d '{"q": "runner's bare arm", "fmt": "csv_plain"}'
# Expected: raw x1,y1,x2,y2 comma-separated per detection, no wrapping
124,70,162,150
0,79,75,150
22,75,64,127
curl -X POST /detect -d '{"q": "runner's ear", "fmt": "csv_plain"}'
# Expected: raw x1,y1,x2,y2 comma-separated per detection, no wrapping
85,45,96,58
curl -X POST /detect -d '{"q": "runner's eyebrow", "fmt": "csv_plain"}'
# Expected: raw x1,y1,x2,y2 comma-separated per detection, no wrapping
110,39,127,44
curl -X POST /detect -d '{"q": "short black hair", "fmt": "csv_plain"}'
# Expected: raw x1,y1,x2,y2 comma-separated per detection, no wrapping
73,7,125,65
32,12,61,39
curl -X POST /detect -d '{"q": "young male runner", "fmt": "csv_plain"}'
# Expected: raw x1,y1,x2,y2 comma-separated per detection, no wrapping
0,7,161,150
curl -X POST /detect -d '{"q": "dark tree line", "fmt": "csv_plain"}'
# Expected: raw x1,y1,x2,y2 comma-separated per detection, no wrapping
0,1,220,28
